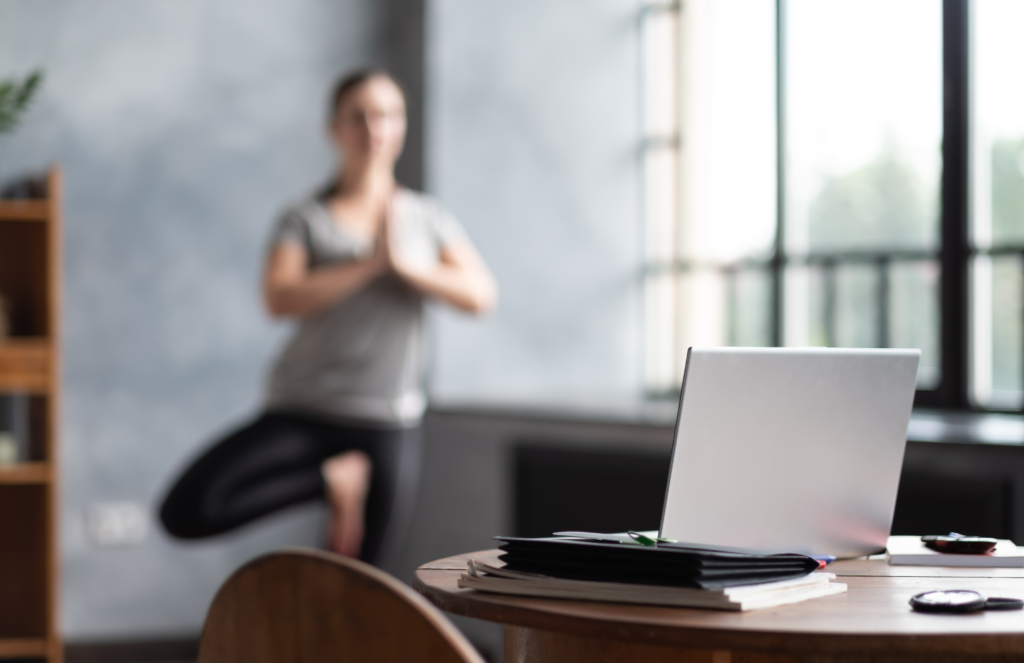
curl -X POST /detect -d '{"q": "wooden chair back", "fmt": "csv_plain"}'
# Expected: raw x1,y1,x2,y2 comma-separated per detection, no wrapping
198,549,486,663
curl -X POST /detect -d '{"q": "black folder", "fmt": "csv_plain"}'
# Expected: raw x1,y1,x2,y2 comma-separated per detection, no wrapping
496,535,821,589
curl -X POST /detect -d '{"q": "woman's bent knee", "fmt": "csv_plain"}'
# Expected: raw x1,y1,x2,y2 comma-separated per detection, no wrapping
159,485,224,539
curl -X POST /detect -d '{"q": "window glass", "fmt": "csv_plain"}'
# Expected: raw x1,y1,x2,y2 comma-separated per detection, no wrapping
642,0,775,391
974,0,1024,248
642,7,679,265
833,264,879,348
642,6,680,392
678,0,776,263
784,0,942,389
727,268,772,347
645,271,677,393
890,261,940,388
971,0,1024,407
972,256,1022,408
991,256,1022,400
785,0,941,254
789,260,939,385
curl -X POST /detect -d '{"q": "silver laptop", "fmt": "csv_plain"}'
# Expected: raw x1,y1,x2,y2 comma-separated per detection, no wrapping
660,347,920,558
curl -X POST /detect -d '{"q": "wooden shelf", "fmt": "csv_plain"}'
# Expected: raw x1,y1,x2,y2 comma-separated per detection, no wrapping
0,462,52,485
0,337,50,350
0,168,60,663
0,200,48,222
0,636,49,658
0,339,52,393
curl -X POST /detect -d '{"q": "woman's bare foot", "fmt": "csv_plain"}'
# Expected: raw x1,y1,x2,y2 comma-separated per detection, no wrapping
322,451,372,557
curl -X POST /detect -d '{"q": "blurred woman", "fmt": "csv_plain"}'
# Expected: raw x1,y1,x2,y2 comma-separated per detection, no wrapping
160,70,496,563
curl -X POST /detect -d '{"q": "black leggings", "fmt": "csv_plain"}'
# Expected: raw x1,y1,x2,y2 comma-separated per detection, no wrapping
159,411,422,565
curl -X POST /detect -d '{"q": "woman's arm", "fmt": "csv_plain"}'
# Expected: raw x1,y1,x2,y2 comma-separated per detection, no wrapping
388,225,498,314
263,242,385,318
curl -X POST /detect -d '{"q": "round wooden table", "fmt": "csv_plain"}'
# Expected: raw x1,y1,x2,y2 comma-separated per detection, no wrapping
414,549,1024,663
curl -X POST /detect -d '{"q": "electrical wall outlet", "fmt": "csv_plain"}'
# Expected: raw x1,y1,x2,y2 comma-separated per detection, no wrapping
85,502,147,547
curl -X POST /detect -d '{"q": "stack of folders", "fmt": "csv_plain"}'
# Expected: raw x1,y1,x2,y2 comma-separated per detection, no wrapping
458,533,847,611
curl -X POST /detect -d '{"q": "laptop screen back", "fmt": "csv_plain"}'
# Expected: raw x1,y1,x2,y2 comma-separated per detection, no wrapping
660,347,919,558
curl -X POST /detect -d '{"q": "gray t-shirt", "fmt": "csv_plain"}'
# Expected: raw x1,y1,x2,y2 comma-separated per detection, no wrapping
265,188,466,427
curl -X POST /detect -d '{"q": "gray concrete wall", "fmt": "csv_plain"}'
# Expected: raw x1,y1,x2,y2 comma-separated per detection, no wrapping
0,0,423,640
424,0,644,401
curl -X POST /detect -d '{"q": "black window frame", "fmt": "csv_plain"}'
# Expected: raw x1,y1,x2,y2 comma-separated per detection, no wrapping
934,0,971,410
643,0,1013,412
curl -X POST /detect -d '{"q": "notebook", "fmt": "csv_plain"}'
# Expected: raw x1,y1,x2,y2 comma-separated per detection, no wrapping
886,535,1024,568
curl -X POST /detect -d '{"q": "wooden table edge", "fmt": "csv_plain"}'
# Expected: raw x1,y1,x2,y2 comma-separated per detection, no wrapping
413,552,1024,657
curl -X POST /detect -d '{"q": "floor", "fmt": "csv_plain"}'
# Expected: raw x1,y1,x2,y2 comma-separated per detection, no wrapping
64,640,197,663
64,639,497,663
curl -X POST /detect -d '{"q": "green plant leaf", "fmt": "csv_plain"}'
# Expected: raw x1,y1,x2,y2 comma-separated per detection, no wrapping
0,69,44,136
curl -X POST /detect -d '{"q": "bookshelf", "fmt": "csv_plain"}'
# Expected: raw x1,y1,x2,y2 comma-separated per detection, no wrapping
0,168,62,663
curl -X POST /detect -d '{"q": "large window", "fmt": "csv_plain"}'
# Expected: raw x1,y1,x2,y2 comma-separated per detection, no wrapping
643,0,1024,412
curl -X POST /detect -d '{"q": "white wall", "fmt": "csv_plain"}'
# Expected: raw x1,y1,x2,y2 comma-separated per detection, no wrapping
425,0,645,402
